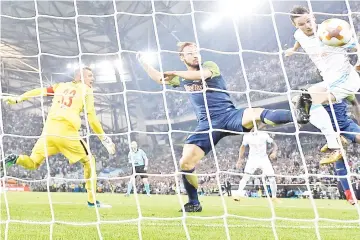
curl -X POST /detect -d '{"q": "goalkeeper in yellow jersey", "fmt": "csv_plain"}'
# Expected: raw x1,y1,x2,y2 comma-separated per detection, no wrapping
1,67,115,208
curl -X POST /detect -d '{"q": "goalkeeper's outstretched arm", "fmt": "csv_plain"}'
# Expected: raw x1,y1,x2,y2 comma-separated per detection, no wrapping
85,90,115,155
3,87,55,104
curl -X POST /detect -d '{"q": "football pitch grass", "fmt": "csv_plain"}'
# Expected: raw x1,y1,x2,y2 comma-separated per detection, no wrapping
0,192,359,240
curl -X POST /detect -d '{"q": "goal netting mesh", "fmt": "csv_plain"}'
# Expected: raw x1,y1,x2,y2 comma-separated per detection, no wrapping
1,0,360,239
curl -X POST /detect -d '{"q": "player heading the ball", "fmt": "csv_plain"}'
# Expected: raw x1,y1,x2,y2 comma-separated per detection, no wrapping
2,67,115,208
137,42,307,212
286,6,360,165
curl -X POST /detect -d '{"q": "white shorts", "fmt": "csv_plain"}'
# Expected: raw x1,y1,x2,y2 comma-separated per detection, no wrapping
244,156,275,176
319,68,360,101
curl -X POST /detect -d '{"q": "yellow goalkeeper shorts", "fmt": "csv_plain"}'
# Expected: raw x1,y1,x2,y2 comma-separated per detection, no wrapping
31,120,89,165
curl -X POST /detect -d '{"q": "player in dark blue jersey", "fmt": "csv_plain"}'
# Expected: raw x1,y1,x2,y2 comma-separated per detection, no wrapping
323,95,360,145
323,95,359,205
137,42,305,212
296,93,360,205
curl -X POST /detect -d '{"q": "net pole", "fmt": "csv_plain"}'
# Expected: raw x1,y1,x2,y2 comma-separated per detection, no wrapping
268,0,321,239
111,2,144,240
33,0,56,238
188,1,231,239
72,1,103,239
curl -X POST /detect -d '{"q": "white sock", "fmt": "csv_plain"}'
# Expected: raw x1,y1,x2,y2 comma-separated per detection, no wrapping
268,177,277,198
238,174,250,194
310,104,340,149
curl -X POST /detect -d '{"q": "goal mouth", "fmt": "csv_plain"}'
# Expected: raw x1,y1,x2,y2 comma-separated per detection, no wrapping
0,0,359,240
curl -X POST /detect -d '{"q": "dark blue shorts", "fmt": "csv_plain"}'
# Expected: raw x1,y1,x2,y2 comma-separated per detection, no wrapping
185,108,249,155
341,120,360,143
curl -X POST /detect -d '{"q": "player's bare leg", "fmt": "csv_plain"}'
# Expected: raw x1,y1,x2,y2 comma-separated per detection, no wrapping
178,144,204,212
81,156,111,208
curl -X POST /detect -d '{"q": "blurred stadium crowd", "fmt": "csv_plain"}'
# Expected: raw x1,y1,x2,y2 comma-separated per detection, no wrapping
2,96,360,200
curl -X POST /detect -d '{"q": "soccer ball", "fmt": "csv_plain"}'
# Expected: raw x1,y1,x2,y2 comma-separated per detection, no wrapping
317,18,352,47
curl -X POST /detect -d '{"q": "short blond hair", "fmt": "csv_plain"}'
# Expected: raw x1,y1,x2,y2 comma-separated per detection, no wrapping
177,42,196,56
75,66,92,78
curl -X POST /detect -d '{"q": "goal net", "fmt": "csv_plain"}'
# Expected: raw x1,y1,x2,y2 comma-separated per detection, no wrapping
1,0,360,239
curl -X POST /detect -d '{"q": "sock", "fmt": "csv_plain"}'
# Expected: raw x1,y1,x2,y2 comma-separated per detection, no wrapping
127,182,133,195
237,174,250,194
260,109,293,126
182,168,199,205
310,104,340,149
335,159,350,191
268,177,277,198
81,156,97,204
144,183,150,194
16,155,40,170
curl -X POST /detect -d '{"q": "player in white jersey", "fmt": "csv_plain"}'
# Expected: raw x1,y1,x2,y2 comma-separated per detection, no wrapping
286,6,360,165
234,126,280,202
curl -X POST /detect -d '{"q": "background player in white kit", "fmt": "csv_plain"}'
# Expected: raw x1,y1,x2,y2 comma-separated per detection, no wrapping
234,126,280,203
286,6,360,165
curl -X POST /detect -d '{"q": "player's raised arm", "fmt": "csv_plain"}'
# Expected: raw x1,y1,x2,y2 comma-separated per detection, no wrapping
85,88,115,155
285,41,301,57
3,85,58,105
236,138,248,169
269,141,278,161
137,53,181,87
137,52,165,84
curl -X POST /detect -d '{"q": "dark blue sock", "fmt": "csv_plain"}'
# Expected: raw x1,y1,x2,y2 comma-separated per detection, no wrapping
335,159,350,191
260,109,293,126
182,168,199,205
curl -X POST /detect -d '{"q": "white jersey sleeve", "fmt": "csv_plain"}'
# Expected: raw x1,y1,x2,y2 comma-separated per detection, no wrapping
342,37,357,50
246,132,270,158
293,28,353,82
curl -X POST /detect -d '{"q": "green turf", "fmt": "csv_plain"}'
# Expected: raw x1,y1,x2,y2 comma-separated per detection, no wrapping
0,192,359,240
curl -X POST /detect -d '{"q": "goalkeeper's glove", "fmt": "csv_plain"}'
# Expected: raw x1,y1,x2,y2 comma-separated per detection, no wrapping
101,136,115,155
3,96,23,105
